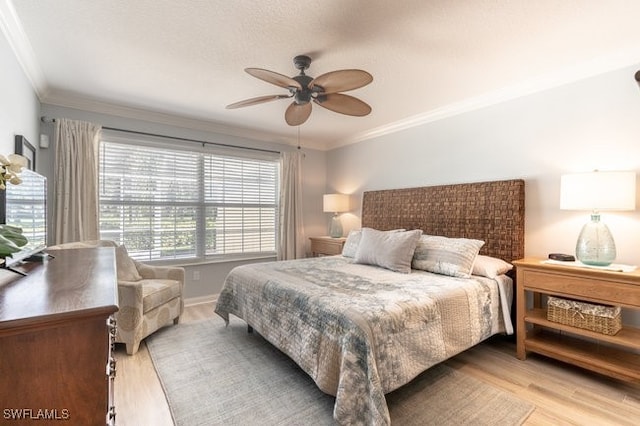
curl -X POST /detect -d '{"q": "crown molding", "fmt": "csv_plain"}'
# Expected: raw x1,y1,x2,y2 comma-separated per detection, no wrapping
331,49,640,151
0,0,47,97
41,46,640,153
41,92,332,151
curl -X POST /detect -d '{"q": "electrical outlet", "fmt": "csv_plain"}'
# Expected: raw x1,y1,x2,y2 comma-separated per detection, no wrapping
193,271,200,281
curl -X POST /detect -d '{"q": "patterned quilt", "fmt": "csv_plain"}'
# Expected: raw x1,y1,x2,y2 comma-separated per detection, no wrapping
215,256,512,426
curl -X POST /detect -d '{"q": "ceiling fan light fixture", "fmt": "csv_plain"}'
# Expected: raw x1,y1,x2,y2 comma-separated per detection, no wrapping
294,91,311,105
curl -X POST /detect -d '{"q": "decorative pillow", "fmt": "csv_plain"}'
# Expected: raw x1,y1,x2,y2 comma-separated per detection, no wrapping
472,255,513,278
342,228,407,258
342,230,362,258
412,235,485,278
354,228,423,273
116,244,142,282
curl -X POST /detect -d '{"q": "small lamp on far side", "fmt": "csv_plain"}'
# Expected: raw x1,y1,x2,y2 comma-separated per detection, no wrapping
323,194,350,238
560,170,636,266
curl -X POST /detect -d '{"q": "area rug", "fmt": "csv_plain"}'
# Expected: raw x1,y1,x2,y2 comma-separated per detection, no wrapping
147,316,534,425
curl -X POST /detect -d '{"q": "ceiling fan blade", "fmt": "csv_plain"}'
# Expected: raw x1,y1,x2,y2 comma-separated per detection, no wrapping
314,93,371,116
226,94,291,109
309,69,373,94
245,68,302,90
285,102,312,126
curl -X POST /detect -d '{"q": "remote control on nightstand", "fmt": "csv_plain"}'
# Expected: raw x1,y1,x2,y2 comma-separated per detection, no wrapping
548,253,575,261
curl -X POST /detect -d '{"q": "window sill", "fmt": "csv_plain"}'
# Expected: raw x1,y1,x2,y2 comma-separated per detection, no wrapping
138,254,277,268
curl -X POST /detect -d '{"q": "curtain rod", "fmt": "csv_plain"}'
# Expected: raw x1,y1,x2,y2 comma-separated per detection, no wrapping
40,116,281,155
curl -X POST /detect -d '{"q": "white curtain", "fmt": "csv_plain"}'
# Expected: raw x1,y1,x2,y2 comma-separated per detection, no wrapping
53,118,102,244
278,151,305,260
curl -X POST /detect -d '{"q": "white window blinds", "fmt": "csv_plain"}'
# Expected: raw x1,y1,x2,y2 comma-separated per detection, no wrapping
99,140,279,262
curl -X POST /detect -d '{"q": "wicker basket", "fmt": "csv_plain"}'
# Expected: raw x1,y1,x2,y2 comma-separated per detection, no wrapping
547,296,622,335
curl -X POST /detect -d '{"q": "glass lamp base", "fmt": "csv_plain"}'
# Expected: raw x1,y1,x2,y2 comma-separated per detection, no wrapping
329,215,343,238
575,214,616,266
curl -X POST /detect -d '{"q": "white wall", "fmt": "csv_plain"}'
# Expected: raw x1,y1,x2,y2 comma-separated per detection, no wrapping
0,30,39,160
39,104,327,299
326,63,640,325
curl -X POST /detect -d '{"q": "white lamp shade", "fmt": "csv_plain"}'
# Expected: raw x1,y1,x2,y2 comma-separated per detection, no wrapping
323,193,350,213
560,171,636,211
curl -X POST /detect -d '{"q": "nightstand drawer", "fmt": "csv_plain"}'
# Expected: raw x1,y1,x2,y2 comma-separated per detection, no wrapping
522,269,640,306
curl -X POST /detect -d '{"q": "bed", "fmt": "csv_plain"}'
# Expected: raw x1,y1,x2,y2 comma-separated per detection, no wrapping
215,179,525,425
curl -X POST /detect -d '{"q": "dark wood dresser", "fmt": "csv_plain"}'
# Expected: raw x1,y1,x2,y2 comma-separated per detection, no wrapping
0,247,118,425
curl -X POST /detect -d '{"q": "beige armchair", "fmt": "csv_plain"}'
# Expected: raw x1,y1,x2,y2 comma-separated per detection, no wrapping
46,240,184,355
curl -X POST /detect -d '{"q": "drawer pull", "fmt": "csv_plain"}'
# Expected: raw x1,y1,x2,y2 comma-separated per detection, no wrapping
106,357,117,377
106,406,116,425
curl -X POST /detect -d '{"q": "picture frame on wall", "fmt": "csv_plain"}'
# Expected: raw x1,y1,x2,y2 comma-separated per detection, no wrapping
15,135,36,171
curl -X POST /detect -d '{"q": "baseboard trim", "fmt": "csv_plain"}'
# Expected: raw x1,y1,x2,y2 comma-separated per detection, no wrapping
185,294,218,307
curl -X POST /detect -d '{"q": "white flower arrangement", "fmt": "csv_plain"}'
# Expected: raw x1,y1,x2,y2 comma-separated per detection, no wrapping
0,153,29,258
0,153,28,190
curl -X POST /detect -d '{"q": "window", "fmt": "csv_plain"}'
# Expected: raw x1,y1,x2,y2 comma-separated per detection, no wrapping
99,136,279,262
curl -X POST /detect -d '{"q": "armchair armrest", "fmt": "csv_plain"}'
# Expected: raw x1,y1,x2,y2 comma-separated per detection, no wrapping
133,260,185,284
117,280,144,305
116,280,144,330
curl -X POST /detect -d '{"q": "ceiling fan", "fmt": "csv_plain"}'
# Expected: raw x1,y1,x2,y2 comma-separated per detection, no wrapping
226,55,373,126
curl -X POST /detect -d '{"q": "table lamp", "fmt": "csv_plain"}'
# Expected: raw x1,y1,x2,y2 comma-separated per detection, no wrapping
323,194,349,238
560,170,636,266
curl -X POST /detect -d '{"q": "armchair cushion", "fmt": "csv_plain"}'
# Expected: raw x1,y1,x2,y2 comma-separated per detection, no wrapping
141,279,183,313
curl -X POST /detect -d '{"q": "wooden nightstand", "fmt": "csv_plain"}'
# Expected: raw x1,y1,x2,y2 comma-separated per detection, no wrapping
513,258,640,383
309,236,346,257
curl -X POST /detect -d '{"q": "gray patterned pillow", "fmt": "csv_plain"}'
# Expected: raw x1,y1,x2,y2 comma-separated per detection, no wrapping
412,235,485,278
354,228,423,273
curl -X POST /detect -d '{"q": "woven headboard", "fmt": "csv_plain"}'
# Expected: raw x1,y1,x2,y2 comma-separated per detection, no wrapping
361,179,525,263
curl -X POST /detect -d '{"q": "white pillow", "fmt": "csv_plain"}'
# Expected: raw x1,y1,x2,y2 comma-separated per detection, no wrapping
472,255,513,278
342,228,406,258
354,228,423,273
341,230,362,258
412,235,484,278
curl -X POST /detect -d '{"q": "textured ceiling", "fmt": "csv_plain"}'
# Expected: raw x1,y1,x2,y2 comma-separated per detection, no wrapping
4,0,640,150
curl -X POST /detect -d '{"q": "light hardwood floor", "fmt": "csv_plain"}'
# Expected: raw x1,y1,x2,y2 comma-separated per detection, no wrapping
114,302,640,425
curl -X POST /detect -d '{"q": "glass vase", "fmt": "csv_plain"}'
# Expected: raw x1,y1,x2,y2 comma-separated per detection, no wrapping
575,213,616,266
329,214,343,238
